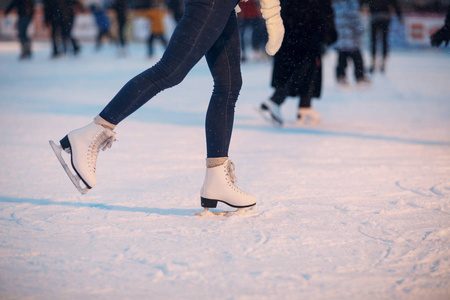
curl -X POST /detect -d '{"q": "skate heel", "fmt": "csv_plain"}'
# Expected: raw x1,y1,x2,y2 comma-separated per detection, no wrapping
201,197,218,208
60,135,71,150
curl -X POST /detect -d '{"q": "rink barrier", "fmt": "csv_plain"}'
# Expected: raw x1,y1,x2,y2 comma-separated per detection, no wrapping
0,7,446,48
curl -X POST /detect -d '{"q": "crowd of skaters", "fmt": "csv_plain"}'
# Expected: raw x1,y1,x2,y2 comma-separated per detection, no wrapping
2,0,185,59
258,0,448,127
3,0,450,127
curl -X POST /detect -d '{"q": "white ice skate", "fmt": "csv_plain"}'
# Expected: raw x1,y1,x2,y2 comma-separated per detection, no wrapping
296,107,322,125
337,76,351,90
196,159,257,217
258,100,283,126
49,122,116,194
356,77,371,90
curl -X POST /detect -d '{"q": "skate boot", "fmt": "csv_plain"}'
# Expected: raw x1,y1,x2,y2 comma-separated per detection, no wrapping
259,100,283,126
337,76,350,89
198,159,256,216
356,77,371,89
49,122,116,194
296,107,322,125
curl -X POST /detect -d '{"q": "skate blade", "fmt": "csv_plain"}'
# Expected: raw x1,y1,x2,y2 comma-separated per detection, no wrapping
49,140,89,194
254,106,283,127
195,205,257,217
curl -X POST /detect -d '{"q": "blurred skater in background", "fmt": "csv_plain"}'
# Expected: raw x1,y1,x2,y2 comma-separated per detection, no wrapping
4,0,35,60
135,0,168,57
332,0,370,88
238,0,267,62
112,0,128,56
360,0,402,74
259,0,336,126
43,0,83,58
430,4,450,47
89,3,114,51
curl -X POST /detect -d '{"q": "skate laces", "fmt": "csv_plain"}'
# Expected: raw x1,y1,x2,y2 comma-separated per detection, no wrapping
226,160,250,196
227,160,238,184
88,131,116,172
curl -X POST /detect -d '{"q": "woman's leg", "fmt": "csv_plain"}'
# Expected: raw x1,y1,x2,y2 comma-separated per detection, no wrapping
99,0,239,125
381,19,391,59
336,50,348,79
147,34,154,56
299,96,311,108
370,19,378,72
67,19,80,54
96,31,103,50
18,17,28,54
370,20,377,60
51,24,60,57
352,50,364,80
204,10,241,158
270,85,289,105
118,20,126,47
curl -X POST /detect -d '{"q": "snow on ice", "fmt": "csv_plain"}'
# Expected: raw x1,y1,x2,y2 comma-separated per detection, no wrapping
0,41,449,299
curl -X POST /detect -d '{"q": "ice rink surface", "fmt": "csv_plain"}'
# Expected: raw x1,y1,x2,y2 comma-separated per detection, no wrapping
0,41,449,299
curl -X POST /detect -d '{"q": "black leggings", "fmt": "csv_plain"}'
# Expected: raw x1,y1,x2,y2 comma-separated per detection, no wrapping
270,86,312,108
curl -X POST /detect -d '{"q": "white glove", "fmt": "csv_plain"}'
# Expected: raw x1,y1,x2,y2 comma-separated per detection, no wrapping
260,0,284,55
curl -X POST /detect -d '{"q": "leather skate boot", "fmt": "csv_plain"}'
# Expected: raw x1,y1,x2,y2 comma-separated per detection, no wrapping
296,107,322,125
200,159,256,208
60,122,116,189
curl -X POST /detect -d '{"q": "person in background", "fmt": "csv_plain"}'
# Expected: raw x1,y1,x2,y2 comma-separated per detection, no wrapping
238,0,267,62
112,0,128,56
360,0,402,74
4,0,35,60
135,0,168,57
332,0,370,88
89,3,114,51
259,0,337,126
43,0,83,58
430,4,450,47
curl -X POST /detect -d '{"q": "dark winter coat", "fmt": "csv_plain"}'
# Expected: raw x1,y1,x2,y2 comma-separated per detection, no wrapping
5,0,34,17
271,0,337,98
333,0,364,51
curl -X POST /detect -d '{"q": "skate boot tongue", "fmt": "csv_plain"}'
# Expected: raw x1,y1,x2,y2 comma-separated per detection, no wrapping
100,134,116,151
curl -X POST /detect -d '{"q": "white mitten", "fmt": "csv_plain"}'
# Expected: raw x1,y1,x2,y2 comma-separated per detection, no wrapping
260,0,284,55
